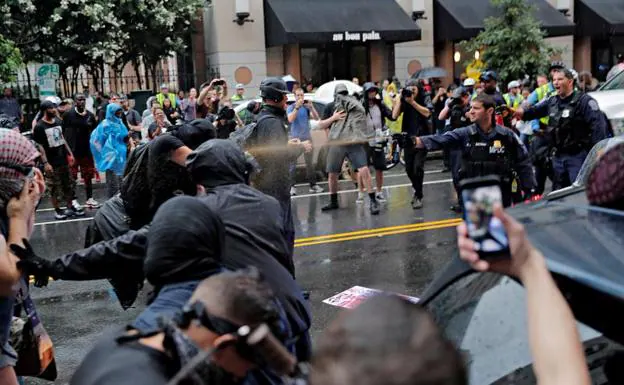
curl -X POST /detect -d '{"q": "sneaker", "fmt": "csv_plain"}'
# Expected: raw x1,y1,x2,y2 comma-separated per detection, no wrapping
370,199,380,215
356,192,365,204
54,209,67,220
64,207,85,218
309,184,324,193
375,191,387,202
321,202,339,211
412,198,423,209
86,198,100,208
290,186,297,196
72,199,83,211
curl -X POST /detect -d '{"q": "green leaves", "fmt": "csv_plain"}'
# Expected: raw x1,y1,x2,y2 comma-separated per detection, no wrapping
460,0,562,85
0,34,23,82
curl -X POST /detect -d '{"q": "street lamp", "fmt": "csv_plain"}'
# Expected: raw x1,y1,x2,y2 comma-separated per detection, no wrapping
454,51,461,63
233,0,254,26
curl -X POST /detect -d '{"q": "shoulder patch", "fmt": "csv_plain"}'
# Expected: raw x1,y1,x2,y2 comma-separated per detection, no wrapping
588,99,600,112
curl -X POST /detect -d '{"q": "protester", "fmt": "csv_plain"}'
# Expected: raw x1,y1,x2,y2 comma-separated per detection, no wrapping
0,129,45,385
62,93,99,208
33,101,84,219
70,268,285,385
162,98,180,125
90,103,129,198
141,100,163,140
120,95,142,142
186,139,312,360
180,88,198,122
148,107,172,140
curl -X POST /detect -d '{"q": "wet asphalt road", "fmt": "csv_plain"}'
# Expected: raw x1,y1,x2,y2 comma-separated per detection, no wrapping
25,159,460,384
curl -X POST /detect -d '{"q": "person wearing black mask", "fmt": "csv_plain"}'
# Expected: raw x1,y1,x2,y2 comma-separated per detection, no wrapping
215,106,237,139
12,120,218,310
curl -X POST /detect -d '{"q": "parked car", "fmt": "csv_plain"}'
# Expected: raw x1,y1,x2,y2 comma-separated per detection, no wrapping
234,94,331,174
420,139,624,384
590,69,624,136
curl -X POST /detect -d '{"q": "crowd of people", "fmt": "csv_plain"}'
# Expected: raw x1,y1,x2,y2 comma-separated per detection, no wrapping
0,55,620,384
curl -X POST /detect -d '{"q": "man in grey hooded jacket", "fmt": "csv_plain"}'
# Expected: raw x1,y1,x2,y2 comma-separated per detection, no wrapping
320,84,380,215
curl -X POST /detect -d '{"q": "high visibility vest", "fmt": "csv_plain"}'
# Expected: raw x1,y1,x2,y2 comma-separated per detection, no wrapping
535,83,556,126
503,93,523,109
156,93,177,109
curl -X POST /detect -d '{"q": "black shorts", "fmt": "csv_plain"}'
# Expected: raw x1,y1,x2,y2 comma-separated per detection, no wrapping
366,144,387,171
326,143,368,174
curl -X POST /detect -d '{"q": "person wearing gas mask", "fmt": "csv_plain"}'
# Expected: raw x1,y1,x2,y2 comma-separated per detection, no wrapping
215,106,238,139
392,79,432,209
70,266,288,385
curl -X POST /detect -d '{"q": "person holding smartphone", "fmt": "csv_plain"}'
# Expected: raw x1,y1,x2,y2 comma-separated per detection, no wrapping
412,93,535,207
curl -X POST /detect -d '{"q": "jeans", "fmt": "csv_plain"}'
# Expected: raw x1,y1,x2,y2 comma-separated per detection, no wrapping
290,150,316,187
404,146,427,199
105,170,120,198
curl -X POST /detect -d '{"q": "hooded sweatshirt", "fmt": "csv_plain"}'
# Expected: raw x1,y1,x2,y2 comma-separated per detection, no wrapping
186,139,312,360
90,103,129,175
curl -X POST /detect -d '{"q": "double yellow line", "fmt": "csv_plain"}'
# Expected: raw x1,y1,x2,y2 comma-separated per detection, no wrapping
294,218,462,248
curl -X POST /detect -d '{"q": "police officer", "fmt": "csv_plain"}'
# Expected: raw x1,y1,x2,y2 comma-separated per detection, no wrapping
253,77,312,272
413,93,535,207
514,68,609,190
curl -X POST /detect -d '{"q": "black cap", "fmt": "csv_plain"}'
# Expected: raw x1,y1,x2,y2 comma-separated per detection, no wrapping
480,70,498,82
363,82,379,94
260,77,289,101
40,101,57,111
452,86,469,99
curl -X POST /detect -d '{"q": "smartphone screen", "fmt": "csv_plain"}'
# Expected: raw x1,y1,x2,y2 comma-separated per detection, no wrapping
462,184,509,256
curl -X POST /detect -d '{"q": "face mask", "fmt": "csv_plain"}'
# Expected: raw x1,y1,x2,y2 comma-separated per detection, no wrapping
162,321,240,385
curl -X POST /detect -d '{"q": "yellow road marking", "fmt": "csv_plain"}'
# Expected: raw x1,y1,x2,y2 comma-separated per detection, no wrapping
294,218,461,244
295,220,461,248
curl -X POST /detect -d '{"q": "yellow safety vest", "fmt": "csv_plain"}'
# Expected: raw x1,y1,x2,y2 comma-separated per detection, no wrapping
503,93,523,109
534,84,556,126
156,93,177,109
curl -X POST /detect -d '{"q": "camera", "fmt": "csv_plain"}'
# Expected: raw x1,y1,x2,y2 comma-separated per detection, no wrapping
213,79,225,86
401,88,413,99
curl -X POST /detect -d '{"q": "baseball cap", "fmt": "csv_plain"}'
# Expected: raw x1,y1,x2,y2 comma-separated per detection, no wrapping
40,100,57,111
236,83,245,89
160,83,168,89
507,80,520,89
480,70,498,82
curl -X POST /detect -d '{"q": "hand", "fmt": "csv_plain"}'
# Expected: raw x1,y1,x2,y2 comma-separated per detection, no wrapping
44,163,53,174
67,155,75,166
288,138,301,146
10,239,53,287
513,108,525,121
295,99,304,109
457,204,544,280
7,179,40,221
332,110,346,122
437,88,446,97
302,140,313,153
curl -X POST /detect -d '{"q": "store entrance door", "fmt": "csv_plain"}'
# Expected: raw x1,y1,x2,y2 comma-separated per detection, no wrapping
301,44,370,85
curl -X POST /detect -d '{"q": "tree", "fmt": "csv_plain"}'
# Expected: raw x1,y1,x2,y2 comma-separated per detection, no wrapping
0,34,22,82
459,0,562,86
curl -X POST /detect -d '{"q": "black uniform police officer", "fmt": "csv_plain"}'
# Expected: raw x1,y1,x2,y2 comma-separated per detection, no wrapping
514,68,609,190
413,93,535,207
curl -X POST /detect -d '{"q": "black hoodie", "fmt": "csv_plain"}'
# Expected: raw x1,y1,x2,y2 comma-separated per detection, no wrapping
186,139,312,360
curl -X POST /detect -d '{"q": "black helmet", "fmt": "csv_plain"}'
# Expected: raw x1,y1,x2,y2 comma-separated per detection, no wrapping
549,61,565,71
260,77,289,101
479,70,498,82
362,82,379,95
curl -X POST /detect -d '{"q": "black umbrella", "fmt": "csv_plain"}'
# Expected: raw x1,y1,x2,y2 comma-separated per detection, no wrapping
411,66,448,80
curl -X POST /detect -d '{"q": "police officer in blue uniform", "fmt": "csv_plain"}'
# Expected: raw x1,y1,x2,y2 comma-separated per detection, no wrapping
514,68,609,190
413,93,535,207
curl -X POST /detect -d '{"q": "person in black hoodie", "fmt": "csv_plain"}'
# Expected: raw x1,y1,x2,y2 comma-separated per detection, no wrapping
185,139,312,362
11,120,218,309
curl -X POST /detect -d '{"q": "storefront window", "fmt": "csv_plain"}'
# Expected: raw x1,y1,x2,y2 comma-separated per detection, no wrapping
300,44,370,86
453,44,483,82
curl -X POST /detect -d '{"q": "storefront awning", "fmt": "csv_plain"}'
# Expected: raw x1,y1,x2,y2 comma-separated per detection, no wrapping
264,0,422,47
434,0,575,42
575,0,624,37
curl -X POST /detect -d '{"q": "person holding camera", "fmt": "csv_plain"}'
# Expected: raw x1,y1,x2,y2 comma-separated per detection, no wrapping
392,79,431,209
287,88,322,194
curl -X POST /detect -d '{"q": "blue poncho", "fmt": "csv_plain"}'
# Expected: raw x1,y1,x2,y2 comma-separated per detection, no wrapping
90,103,129,175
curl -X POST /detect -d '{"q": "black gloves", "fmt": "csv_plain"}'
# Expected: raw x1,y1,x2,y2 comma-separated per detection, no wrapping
10,239,54,287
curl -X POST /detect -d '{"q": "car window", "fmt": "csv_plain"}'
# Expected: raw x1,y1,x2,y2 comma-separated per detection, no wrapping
600,70,624,91
426,273,620,384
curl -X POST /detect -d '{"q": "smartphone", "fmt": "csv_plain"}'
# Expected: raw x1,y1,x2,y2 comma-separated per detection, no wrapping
459,176,510,258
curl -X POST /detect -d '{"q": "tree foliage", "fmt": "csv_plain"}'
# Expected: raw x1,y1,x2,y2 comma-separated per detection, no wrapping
0,34,22,82
460,0,563,85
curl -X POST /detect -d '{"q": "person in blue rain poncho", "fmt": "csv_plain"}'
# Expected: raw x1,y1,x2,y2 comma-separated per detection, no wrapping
90,103,129,198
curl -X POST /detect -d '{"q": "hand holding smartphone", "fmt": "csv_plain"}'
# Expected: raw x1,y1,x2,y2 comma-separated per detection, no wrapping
459,176,510,259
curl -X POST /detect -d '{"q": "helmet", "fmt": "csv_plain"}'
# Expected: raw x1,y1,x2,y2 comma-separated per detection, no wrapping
260,77,289,101
45,95,61,106
362,82,379,94
549,61,565,71
463,78,476,87
479,70,498,82
567,68,579,82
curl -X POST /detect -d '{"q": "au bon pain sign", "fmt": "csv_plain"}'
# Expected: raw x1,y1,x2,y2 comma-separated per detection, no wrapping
332,30,381,42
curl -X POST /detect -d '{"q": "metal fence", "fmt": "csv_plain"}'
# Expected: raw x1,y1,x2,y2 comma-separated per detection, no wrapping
8,68,221,100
